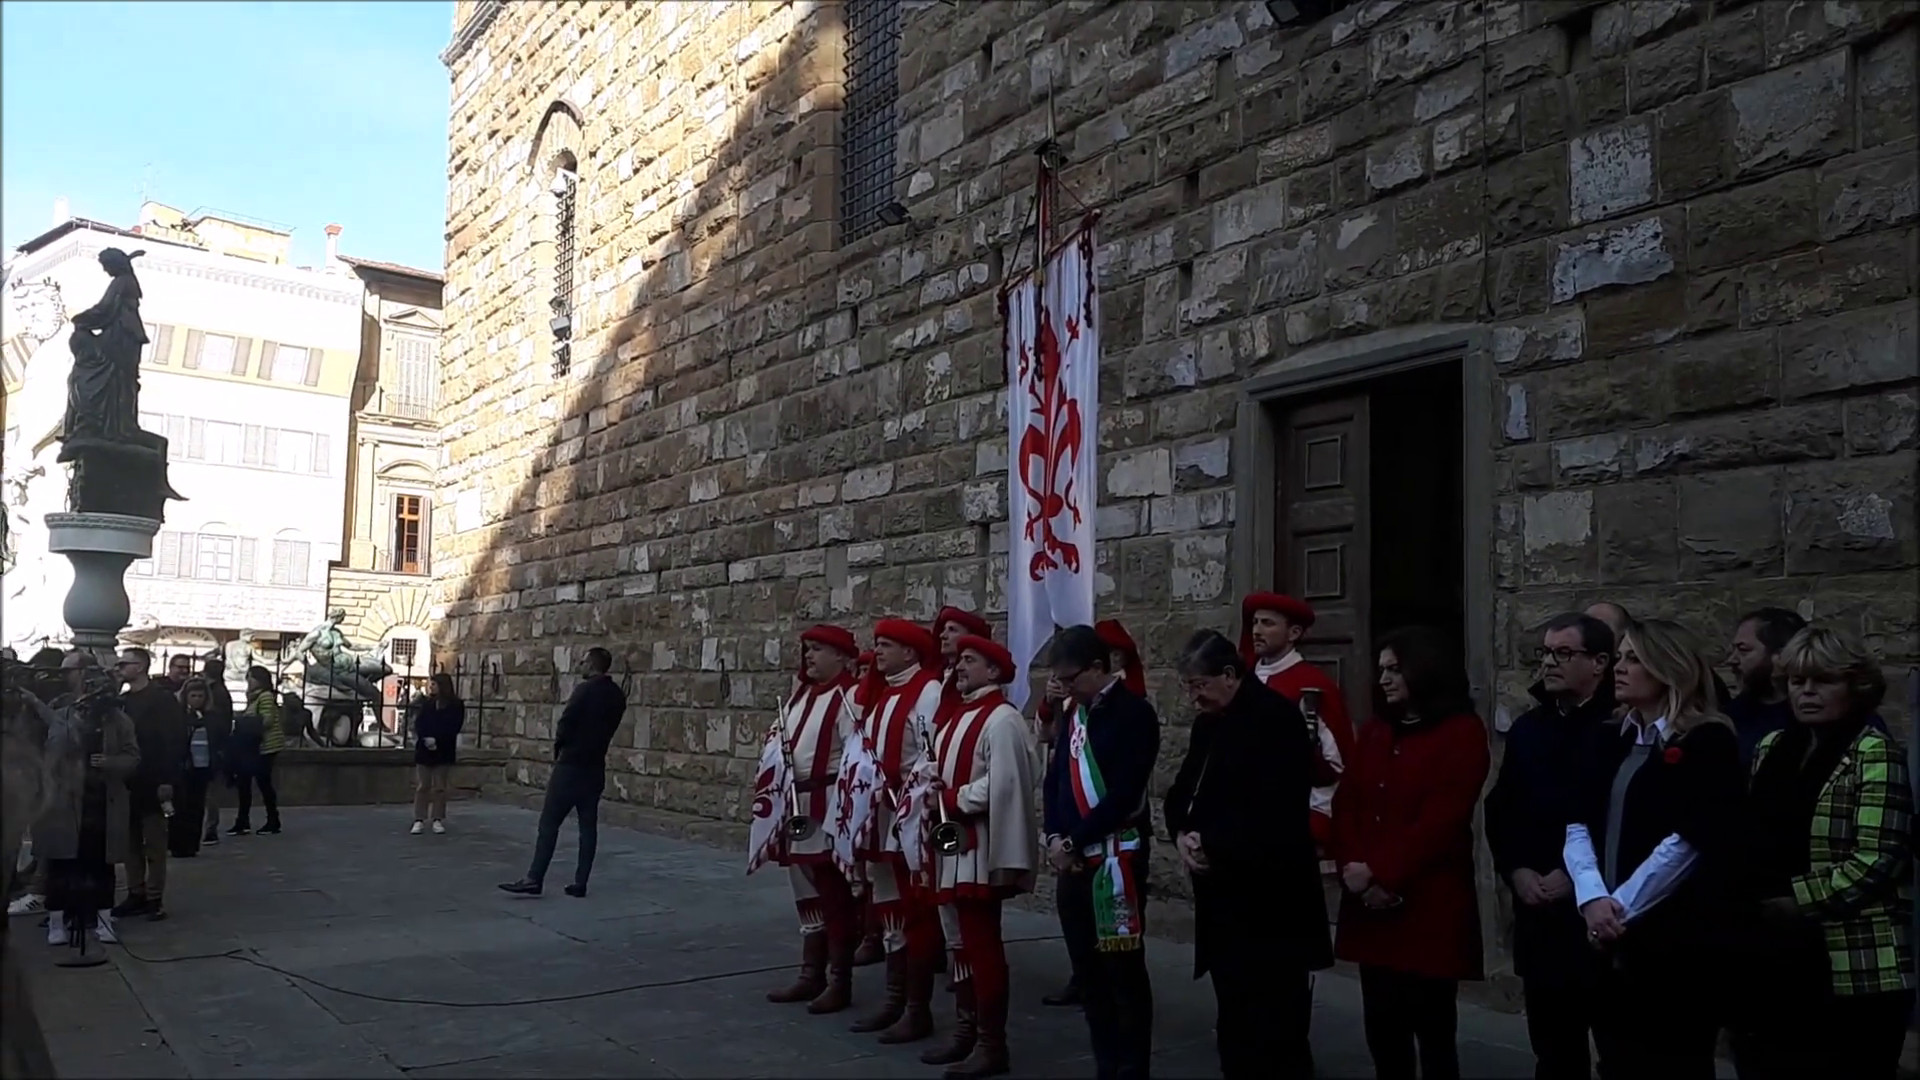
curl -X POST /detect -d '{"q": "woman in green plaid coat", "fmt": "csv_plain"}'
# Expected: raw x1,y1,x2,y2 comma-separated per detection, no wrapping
1738,627,1914,1080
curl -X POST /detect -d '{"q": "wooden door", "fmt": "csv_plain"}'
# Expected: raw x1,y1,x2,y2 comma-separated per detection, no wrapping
1276,393,1372,728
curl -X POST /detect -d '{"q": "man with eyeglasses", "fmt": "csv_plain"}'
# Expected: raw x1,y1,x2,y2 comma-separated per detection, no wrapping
1484,613,1618,1080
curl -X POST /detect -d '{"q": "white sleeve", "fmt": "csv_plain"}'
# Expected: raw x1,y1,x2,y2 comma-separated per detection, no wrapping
1564,824,1609,908
1612,834,1701,922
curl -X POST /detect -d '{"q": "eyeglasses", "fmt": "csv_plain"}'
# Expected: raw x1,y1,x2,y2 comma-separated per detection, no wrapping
1533,646,1600,665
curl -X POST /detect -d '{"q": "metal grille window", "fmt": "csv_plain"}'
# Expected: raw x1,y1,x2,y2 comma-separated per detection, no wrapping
390,638,418,670
839,0,901,245
551,166,578,378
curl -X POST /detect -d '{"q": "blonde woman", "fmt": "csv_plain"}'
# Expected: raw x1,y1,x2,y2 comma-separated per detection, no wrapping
1734,627,1913,1080
1562,618,1743,1078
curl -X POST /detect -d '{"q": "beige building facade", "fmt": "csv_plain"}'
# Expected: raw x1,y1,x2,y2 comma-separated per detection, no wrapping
326,255,446,683
436,0,1919,973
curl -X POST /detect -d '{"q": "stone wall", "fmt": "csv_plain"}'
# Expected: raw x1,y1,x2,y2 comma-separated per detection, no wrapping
326,566,435,658
436,0,1919,973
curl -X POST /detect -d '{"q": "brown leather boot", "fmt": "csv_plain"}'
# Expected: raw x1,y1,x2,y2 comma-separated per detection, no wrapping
944,983,1009,1078
766,932,826,1004
852,928,884,967
920,980,977,1065
807,934,854,1014
849,950,905,1033
876,951,935,1044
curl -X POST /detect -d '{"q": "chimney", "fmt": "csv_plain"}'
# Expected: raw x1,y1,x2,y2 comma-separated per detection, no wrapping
53,197,70,226
324,223,343,265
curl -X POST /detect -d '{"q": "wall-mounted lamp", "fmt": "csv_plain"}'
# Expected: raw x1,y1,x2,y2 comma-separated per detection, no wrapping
1266,0,1335,25
875,201,912,228
551,168,577,196
549,313,572,337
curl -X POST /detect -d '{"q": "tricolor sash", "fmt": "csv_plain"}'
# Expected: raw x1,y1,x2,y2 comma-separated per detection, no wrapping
1066,703,1145,951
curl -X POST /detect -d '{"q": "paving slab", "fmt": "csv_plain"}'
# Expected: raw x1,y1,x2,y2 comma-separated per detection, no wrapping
18,802,1546,1078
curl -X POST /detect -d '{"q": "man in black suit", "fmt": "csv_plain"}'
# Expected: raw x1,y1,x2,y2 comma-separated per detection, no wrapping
499,647,627,898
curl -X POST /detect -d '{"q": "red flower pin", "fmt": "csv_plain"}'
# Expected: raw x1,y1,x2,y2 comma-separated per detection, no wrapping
1663,746,1684,765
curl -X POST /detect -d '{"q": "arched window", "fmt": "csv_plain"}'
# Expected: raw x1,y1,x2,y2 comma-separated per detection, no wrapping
550,150,579,378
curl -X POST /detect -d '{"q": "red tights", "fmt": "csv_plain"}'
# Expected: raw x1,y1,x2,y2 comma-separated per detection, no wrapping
955,896,1008,1017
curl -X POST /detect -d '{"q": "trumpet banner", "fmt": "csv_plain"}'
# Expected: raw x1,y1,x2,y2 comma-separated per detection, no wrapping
831,733,882,877
894,763,939,887
745,723,788,876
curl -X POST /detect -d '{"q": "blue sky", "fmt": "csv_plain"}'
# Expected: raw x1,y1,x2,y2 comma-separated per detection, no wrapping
2,0,454,272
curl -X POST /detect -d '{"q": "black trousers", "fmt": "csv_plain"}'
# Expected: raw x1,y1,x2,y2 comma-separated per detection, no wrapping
1522,976,1597,1080
1057,848,1154,1080
233,755,279,827
1359,965,1461,1080
527,763,603,888
1733,988,1916,1080
168,768,211,857
1210,955,1312,1078
1591,963,1717,1080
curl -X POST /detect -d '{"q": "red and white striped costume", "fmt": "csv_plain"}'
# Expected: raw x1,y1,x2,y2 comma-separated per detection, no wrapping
857,662,941,949
930,687,1039,935
778,672,857,928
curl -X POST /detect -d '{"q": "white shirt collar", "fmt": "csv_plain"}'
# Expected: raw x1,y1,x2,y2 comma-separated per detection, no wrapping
1253,649,1301,680
962,685,998,703
885,664,922,688
1621,712,1670,745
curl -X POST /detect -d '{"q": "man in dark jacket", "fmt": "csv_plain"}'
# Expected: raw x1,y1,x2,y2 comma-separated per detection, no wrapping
1042,625,1160,1080
500,647,627,898
112,647,188,920
198,655,234,844
1164,630,1332,1080
1484,613,1616,1080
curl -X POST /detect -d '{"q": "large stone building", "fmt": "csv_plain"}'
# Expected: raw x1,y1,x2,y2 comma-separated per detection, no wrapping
436,0,1917,972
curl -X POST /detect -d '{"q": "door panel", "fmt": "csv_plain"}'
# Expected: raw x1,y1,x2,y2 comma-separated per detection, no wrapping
1276,394,1372,730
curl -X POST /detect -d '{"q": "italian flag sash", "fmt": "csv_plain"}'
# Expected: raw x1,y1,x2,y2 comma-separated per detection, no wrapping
1066,703,1145,952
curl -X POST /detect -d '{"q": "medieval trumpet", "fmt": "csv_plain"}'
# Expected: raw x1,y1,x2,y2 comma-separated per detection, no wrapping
931,798,972,855
1299,686,1322,739
776,692,816,843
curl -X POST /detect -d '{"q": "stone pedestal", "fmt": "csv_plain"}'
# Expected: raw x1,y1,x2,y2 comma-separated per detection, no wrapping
44,512,159,661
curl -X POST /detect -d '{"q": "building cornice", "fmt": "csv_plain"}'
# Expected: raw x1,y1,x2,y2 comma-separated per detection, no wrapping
441,0,504,69
13,236,362,307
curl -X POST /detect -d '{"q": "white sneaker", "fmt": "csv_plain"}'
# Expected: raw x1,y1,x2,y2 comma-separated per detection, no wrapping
93,912,117,944
8,893,46,917
431,820,446,835
47,918,68,946
410,821,424,835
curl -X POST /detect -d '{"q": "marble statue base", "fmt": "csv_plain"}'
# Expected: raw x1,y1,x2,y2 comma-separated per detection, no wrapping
45,512,160,661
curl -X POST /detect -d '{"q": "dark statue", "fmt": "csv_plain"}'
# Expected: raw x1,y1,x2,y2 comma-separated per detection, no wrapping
56,248,183,518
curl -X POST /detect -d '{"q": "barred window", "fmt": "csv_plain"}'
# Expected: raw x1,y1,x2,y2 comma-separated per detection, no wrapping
551,161,578,378
839,0,901,245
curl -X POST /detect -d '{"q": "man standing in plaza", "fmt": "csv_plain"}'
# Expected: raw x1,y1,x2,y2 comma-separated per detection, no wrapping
1724,607,1809,766
848,619,943,1044
1044,624,1161,1080
1240,592,1352,855
499,646,627,898
113,647,188,921
933,607,993,702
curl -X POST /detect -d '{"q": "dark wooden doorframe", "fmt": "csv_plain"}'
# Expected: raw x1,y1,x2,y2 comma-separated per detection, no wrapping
1231,325,1495,713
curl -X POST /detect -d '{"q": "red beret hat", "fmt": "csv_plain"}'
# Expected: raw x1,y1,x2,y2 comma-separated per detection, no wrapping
799,624,858,658
955,635,1015,683
1093,619,1147,697
874,618,940,669
933,606,993,640
1240,591,1316,664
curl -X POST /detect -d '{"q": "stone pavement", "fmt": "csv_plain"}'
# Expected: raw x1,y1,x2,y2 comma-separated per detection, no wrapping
20,803,1543,1078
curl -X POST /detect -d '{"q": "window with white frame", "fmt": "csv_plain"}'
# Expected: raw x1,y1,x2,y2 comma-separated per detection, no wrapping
270,538,311,586
196,333,236,373
194,534,238,582
203,421,244,466
270,344,310,384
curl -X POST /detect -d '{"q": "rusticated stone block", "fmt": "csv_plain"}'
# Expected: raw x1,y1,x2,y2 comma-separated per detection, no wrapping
1779,301,1920,401
1729,49,1850,178
1784,456,1918,575
1523,489,1598,586
1663,330,1779,418
1818,144,1919,243
1487,145,1571,245
1688,167,1819,270
1676,467,1785,578
1631,403,1845,477
1596,480,1679,585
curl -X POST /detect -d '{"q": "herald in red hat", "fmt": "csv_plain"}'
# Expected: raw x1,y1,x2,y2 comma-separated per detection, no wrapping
1240,591,1316,666
873,618,940,670
1093,619,1147,697
953,634,1015,683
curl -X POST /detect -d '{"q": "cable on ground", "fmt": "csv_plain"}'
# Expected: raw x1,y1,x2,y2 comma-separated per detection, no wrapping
111,933,1064,1008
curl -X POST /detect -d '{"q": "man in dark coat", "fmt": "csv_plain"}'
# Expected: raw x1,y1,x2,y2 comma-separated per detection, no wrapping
198,655,233,843
499,647,627,898
112,647,187,920
1484,613,1617,1080
1164,630,1333,1080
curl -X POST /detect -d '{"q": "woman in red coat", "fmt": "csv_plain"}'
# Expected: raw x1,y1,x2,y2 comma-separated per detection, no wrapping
1332,626,1490,1080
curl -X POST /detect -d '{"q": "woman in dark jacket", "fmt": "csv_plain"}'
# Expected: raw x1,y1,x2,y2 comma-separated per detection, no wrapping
410,673,465,835
1564,618,1744,1079
1333,625,1490,1080
167,679,216,859
1163,630,1332,1080
1733,627,1914,1080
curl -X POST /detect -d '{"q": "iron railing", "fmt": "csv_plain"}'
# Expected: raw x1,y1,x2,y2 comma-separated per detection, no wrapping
839,0,901,245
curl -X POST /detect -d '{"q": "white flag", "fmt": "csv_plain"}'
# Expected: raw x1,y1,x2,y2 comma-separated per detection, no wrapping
1005,222,1100,710
745,724,787,876
830,732,882,877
